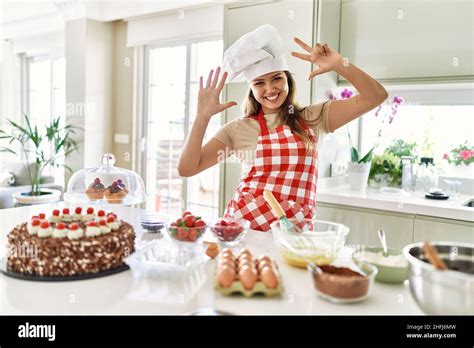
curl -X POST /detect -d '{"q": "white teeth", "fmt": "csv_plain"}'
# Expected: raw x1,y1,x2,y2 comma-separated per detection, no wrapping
266,94,279,101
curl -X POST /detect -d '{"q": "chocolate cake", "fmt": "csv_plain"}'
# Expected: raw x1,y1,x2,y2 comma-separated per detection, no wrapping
6,208,135,277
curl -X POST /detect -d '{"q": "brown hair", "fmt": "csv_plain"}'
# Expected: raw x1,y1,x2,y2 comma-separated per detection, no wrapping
243,71,324,153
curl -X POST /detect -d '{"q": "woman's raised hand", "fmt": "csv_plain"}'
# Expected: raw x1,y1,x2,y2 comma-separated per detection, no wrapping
197,67,237,120
291,38,344,80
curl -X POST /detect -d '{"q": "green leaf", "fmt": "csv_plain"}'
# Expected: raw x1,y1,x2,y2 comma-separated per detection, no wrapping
359,145,377,163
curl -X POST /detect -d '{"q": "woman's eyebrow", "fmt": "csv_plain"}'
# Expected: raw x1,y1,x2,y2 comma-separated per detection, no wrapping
253,73,281,82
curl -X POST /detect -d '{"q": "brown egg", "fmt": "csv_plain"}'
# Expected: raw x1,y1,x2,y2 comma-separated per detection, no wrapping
217,265,236,288
203,242,219,259
238,249,252,260
217,259,235,272
238,265,257,290
221,248,234,257
257,259,273,272
260,267,278,289
258,255,272,265
220,253,235,263
238,260,256,273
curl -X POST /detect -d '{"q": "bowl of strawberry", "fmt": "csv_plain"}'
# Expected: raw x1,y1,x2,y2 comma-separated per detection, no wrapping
209,217,249,245
167,211,207,243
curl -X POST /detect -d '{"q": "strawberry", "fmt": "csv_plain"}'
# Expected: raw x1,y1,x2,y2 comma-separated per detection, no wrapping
107,216,115,223
38,213,46,219
40,221,50,229
63,208,70,215
98,219,107,226
184,215,196,227
98,210,106,217
177,227,189,240
195,220,206,228
52,209,60,216
182,211,192,218
31,219,41,227
175,218,183,226
219,220,228,227
86,207,94,214
56,222,66,230
188,228,198,242
69,223,79,230
75,207,82,214
88,221,97,227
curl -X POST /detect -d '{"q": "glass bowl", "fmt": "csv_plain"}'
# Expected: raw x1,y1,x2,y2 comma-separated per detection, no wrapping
165,223,207,243
209,217,250,245
307,261,377,303
270,218,349,268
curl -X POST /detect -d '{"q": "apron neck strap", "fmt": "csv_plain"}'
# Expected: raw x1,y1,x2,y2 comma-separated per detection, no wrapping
256,108,269,135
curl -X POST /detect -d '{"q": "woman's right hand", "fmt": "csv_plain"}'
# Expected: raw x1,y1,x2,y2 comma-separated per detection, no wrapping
197,67,237,120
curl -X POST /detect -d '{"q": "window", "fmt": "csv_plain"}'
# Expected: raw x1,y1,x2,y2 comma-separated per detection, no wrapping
143,39,223,217
26,56,66,186
360,105,474,172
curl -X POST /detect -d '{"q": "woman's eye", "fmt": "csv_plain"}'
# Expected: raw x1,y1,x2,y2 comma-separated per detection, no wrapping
255,82,263,86
273,77,282,81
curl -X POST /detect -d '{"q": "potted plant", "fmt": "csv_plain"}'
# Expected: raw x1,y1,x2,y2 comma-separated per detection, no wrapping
442,141,474,178
331,88,404,191
368,152,402,188
347,131,375,191
0,114,81,206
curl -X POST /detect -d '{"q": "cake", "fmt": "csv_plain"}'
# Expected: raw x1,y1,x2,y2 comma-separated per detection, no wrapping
6,207,135,277
104,180,129,204
85,177,106,200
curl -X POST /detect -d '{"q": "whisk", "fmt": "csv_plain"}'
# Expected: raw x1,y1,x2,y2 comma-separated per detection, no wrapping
263,190,302,233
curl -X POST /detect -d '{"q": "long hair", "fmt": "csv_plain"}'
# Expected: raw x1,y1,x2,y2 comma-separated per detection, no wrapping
243,71,323,153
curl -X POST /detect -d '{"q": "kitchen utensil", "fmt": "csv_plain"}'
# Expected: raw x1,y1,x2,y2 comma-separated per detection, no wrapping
270,218,349,268
425,188,449,200
403,241,474,314
422,241,447,270
377,229,388,256
263,190,302,233
401,156,415,191
209,217,249,246
352,246,408,284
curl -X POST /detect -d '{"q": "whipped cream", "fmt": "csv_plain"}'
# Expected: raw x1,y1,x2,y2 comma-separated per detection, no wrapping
85,226,101,237
67,228,84,240
52,228,67,238
38,227,52,238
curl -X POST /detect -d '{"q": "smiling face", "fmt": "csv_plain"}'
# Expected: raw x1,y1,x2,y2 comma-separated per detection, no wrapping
249,71,288,114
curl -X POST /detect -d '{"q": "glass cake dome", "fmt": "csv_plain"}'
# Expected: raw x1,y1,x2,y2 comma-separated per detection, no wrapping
64,153,145,205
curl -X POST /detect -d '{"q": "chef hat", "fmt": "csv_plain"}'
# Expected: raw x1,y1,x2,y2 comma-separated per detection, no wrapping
222,24,288,83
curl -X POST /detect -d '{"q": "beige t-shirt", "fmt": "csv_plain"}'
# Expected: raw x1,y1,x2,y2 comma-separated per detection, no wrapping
212,100,333,177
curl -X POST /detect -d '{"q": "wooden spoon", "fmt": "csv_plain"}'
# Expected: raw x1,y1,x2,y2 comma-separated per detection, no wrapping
422,241,448,270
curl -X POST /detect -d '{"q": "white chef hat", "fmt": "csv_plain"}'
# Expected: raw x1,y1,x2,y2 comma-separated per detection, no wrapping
222,24,288,83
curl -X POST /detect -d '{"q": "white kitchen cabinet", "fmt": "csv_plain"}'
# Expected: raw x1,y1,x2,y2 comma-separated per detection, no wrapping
316,202,414,249
221,0,315,213
413,216,474,244
339,0,474,82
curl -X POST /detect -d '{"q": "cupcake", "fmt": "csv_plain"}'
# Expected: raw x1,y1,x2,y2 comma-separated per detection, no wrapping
85,221,101,237
67,223,84,240
49,209,62,223
104,181,128,204
38,221,52,238
52,222,67,238
86,177,106,200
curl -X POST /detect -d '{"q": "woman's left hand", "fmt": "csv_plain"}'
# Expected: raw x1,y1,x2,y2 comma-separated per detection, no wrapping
291,37,344,79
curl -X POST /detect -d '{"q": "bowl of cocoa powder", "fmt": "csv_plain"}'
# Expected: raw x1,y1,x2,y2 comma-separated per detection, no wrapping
307,262,377,303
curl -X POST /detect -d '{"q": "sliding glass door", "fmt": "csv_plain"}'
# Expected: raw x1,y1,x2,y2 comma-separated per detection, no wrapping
143,38,223,218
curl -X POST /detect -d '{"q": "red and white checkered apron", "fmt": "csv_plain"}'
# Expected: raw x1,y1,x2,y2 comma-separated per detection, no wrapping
224,108,318,232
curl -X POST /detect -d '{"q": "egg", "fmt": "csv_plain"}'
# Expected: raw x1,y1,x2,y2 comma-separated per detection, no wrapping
258,255,272,265
257,260,272,271
221,248,234,257
217,265,236,288
260,267,278,289
238,265,257,290
217,258,235,272
238,249,252,260
203,242,219,259
238,260,256,273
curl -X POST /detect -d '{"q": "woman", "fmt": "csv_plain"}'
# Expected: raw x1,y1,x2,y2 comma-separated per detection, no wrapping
178,25,388,231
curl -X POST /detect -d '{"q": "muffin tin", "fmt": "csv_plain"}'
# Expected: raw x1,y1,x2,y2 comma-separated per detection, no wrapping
214,249,283,297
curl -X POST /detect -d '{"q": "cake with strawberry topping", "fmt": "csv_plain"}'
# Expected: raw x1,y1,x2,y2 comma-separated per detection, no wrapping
6,207,135,277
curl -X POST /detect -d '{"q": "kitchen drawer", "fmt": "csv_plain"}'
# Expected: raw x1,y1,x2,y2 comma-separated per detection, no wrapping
413,216,474,244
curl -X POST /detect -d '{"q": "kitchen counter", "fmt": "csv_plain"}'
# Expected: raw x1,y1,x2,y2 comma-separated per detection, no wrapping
0,203,422,315
317,180,473,222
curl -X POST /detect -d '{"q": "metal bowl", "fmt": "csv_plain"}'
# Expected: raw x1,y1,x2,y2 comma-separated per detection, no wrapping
403,242,474,315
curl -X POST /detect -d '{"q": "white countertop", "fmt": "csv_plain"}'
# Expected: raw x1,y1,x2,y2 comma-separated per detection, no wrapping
317,182,473,222
0,203,423,315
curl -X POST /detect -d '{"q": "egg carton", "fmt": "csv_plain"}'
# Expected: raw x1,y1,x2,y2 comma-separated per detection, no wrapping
214,262,284,298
